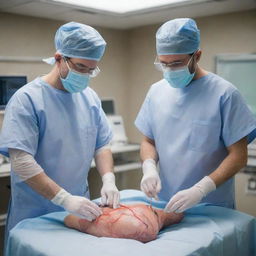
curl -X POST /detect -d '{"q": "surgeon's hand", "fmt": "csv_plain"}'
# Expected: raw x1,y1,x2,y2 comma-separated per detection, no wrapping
51,189,102,221
101,172,120,209
141,159,161,200
164,176,216,213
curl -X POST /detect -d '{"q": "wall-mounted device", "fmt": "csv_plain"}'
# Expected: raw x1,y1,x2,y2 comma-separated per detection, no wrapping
107,115,128,145
0,76,27,109
101,99,116,116
101,99,128,145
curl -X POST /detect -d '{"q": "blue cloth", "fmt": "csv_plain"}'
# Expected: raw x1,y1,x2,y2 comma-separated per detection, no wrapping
6,189,256,256
156,18,200,55
135,72,256,207
0,77,112,239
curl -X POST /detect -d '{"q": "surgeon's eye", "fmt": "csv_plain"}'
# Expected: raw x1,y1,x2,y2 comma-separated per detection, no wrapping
168,62,183,67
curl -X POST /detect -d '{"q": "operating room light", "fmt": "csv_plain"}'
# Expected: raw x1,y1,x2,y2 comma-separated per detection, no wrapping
49,0,201,14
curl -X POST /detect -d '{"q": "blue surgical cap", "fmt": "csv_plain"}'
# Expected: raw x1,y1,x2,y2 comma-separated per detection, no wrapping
156,18,200,55
43,21,106,64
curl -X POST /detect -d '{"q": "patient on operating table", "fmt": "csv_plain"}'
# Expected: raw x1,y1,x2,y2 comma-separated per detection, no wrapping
64,204,183,243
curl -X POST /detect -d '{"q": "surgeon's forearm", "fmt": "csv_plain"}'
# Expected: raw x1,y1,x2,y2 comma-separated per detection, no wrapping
26,172,61,200
140,136,158,162
209,137,247,187
95,148,114,176
9,148,61,199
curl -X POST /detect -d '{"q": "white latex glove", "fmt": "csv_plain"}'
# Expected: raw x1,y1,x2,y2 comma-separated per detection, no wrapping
51,189,102,221
140,159,161,199
164,176,216,213
101,172,120,209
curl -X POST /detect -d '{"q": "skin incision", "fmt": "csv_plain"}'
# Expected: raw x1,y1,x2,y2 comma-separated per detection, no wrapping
64,204,183,243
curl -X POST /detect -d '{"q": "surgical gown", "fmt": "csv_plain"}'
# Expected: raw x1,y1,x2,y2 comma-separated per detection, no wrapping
135,72,256,208
0,77,112,238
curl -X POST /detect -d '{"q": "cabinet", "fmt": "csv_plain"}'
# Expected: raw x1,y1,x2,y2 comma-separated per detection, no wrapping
235,142,256,216
0,159,11,256
0,160,11,227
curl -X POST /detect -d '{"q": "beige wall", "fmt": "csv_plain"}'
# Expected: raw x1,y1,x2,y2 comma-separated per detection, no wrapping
1,10,256,141
0,12,130,130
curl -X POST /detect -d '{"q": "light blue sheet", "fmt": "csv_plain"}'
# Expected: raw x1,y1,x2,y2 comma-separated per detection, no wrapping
6,190,256,256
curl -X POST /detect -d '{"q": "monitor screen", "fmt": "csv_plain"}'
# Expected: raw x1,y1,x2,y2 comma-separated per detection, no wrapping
101,99,115,115
0,76,27,109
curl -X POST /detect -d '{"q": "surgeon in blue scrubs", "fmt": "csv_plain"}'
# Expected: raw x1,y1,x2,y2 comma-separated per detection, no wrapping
135,18,256,213
0,22,120,243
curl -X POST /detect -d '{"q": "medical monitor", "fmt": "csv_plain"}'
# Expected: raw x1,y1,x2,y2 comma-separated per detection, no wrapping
101,99,115,115
0,76,27,109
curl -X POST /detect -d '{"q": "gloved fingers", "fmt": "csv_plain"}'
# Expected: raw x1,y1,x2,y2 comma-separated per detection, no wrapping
78,210,95,221
141,178,158,198
164,198,175,212
112,192,120,209
81,213,93,222
147,179,158,196
150,180,161,199
86,199,103,213
72,207,94,221
150,190,158,199
175,197,199,213
140,179,147,191
146,189,155,199
84,200,102,217
86,216,93,222
141,181,151,197
164,193,182,212
156,178,162,193
144,189,154,198
166,199,184,213
101,193,107,206
113,193,119,209
174,204,187,213
153,194,159,201
80,204,101,220
106,192,114,208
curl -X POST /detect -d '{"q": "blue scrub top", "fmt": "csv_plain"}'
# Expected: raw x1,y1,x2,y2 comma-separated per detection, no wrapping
135,72,256,208
0,77,113,235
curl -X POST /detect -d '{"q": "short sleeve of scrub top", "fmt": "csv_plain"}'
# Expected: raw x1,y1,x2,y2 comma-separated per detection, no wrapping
134,89,154,140
0,93,39,158
221,89,256,147
91,91,113,150
95,107,113,150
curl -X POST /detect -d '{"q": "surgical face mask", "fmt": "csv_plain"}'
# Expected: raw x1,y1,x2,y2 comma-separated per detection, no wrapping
60,59,90,93
162,54,196,89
